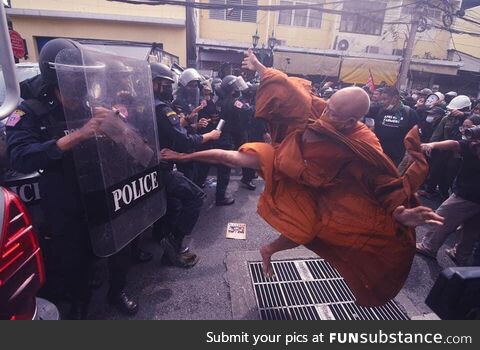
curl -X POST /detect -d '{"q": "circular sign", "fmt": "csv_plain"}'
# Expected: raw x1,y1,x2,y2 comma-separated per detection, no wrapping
10,30,25,59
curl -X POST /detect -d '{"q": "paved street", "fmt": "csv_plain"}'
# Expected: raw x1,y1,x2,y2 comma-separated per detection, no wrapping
87,173,456,320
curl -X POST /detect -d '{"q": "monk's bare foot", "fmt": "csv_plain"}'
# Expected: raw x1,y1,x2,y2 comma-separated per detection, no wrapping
260,245,274,278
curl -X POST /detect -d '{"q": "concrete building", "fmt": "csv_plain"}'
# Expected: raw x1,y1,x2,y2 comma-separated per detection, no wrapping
449,5,480,97
7,0,185,65
196,0,478,94
5,0,479,95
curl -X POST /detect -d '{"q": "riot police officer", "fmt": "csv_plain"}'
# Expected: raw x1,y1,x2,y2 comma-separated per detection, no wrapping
152,64,220,174
151,63,218,266
210,75,250,204
5,39,138,318
173,68,203,117
5,39,101,318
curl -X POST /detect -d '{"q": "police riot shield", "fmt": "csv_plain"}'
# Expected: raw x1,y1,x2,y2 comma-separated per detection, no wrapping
55,47,166,257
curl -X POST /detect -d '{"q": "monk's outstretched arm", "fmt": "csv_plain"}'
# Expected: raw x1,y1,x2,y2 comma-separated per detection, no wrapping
160,148,261,170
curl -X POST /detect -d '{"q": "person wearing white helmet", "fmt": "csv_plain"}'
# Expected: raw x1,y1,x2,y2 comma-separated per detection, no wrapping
423,95,473,200
446,95,472,111
173,68,204,120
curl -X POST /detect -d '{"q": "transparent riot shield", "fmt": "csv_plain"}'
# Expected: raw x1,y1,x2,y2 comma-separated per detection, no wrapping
55,47,166,257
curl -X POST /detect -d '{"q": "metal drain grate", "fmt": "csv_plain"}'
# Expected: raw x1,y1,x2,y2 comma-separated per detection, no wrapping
249,259,409,320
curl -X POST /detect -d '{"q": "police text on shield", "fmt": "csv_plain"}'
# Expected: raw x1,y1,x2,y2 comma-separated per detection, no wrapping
112,171,159,212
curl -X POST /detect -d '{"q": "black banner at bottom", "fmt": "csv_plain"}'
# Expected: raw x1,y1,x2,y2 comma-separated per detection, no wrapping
6,321,479,350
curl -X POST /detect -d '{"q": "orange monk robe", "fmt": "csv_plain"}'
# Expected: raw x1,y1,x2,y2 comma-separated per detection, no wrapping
239,69,428,306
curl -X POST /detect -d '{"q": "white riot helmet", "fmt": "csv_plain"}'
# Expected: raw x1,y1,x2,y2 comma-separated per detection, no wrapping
446,95,472,111
178,68,202,87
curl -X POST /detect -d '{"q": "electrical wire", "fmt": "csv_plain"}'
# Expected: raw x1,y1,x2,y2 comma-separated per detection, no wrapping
107,0,425,16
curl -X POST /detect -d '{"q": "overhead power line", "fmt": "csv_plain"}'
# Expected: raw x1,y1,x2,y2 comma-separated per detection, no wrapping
108,0,424,16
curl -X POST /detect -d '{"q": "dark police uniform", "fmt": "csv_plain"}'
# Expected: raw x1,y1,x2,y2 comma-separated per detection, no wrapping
212,95,248,199
5,95,92,313
6,93,136,316
153,99,205,257
155,99,204,180
235,95,258,183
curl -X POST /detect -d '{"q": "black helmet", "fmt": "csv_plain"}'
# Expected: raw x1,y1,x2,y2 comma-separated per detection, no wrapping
150,63,175,83
38,38,82,85
220,75,239,94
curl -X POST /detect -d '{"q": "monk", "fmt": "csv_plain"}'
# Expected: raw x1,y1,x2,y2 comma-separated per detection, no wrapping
160,50,444,307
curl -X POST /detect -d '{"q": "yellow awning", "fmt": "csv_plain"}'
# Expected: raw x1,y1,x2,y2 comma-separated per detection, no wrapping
273,51,341,76
340,57,401,86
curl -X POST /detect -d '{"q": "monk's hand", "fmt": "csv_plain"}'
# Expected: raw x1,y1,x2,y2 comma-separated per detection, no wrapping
242,49,261,72
160,148,183,162
393,205,444,227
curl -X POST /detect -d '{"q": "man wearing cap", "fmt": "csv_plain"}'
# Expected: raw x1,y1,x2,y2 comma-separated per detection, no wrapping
373,86,419,166
415,88,433,108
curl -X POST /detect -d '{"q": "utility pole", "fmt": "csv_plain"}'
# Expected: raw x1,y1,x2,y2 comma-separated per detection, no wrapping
185,0,197,68
397,8,421,91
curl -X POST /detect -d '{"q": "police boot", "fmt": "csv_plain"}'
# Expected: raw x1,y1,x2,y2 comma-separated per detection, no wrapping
107,290,139,316
161,237,199,268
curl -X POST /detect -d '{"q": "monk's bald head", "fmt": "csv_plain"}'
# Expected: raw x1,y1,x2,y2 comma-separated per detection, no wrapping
328,87,371,122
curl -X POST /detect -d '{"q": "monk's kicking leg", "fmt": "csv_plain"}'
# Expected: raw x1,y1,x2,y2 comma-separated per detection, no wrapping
260,235,299,277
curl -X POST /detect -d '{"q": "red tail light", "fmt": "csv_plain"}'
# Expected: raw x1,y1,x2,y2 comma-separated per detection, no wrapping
0,188,45,320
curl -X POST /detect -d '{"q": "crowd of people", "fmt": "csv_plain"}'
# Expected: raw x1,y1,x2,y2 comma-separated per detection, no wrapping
311,77,480,271
358,83,480,268
1,38,479,319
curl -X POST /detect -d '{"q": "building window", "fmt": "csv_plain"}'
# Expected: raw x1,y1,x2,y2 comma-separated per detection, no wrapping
340,0,385,36
209,0,258,23
401,6,442,20
278,1,323,29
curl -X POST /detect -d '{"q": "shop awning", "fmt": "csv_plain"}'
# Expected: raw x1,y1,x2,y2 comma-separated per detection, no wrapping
339,57,401,86
409,62,459,75
273,51,341,76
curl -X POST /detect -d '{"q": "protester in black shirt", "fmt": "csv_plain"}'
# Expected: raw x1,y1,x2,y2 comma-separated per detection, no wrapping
373,87,418,166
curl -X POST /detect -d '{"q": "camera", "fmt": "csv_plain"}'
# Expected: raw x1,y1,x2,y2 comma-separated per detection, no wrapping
464,125,480,140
